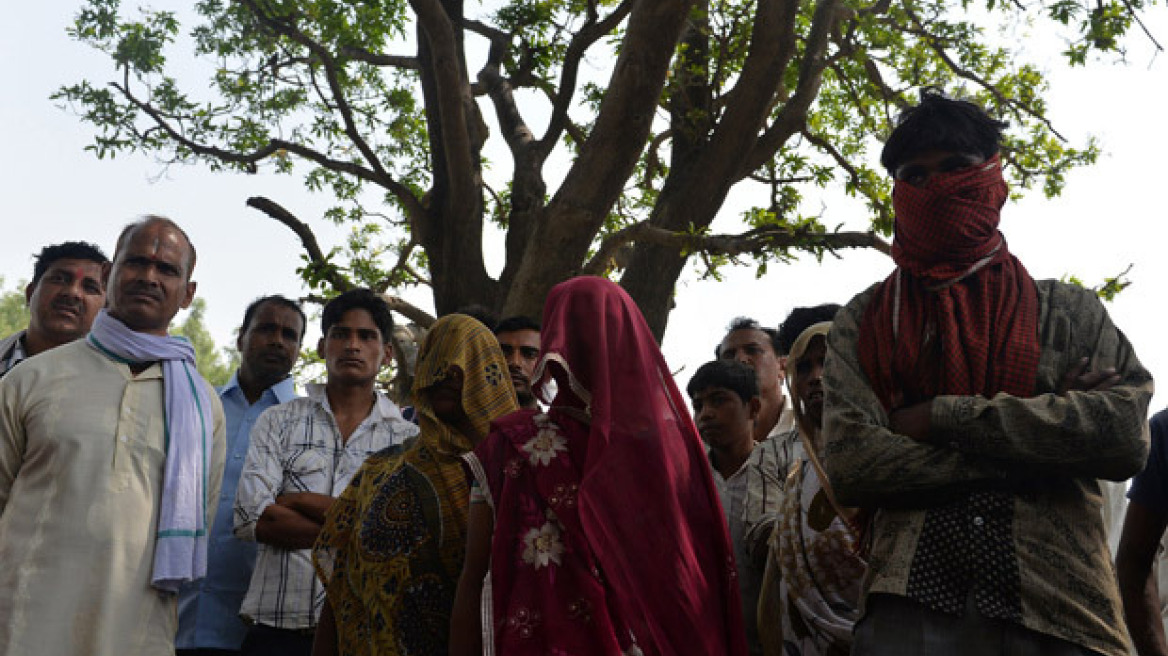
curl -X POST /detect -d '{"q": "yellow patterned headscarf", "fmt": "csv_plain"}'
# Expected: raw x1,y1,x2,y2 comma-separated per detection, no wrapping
411,313,518,453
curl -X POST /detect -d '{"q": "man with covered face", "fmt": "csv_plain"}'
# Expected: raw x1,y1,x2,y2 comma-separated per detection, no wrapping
822,90,1151,656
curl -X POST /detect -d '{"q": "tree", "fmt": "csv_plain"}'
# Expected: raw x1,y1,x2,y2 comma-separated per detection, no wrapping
172,297,239,386
54,0,1160,338
0,280,30,338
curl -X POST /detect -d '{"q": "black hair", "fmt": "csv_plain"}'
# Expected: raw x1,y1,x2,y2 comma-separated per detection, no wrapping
240,295,307,342
322,288,394,344
716,316,781,358
686,359,760,404
31,241,109,286
494,315,541,335
114,215,198,275
452,304,499,331
776,304,841,356
880,88,1008,175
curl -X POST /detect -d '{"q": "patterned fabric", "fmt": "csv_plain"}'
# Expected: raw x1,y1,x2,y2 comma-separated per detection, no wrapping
0,331,26,379
710,428,790,655
758,321,865,656
858,156,1040,412
234,384,418,629
822,279,1152,656
764,461,864,656
472,277,747,656
312,314,518,656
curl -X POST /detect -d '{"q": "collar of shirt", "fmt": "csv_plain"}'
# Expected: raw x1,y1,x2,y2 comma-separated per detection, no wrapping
304,382,407,426
218,371,298,405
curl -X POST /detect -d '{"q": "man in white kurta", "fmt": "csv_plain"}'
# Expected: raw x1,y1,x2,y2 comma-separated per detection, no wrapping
0,216,227,656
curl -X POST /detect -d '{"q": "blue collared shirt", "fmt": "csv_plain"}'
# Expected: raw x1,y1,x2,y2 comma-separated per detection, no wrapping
176,372,298,650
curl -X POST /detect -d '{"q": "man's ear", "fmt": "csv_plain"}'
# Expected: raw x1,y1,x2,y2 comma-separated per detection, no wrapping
777,355,788,382
749,396,762,421
180,281,197,310
317,337,326,361
380,341,394,369
24,281,34,305
101,261,112,288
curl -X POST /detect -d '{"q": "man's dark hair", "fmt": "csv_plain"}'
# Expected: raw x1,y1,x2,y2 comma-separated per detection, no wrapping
687,359,760,404
880,88,1008,175
715,316,780,358
322,289,394,344
114,215,198,275
31,241,109,287
240,295,307,343
494,315,540,335
776,304,842,356
453,304,499,331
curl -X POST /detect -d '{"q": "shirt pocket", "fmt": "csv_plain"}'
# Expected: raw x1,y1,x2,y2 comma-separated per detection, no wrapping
284,449,330,494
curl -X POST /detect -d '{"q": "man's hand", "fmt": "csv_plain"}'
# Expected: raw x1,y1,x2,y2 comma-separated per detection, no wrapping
890,401,932,442
1057,357,1121,396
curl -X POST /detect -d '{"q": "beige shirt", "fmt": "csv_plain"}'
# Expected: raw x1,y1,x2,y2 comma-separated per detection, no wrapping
824,279,1152,656
0,339,226,656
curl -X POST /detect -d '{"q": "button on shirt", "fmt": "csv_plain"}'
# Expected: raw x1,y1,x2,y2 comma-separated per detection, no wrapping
177,373,298,650
234,384,419,629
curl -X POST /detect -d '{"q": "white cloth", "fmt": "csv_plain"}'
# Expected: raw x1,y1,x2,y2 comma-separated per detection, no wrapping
0,339,226,655
233,384,419,628
88,309,217,591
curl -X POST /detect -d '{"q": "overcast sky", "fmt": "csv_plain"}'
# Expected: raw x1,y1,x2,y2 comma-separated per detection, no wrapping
2,3,1166,405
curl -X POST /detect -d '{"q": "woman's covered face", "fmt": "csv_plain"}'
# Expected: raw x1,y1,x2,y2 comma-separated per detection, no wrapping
424,364,467,423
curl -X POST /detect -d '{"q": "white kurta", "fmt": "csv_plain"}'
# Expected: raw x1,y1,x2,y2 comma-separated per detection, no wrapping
0,339,226,656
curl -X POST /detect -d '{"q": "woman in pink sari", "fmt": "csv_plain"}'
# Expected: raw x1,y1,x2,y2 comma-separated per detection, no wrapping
450,276,747,656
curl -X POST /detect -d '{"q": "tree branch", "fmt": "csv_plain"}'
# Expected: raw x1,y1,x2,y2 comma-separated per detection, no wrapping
240,0,396,179
583,221,890,274
338,45,419,69
902,3,1069,141
743,0,844,175
536,0,636,160
246,196,352,292
379,294,437,327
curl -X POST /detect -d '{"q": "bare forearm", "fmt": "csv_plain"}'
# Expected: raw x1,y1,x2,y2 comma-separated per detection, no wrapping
312,598,340,656
255,503,323,550
277,492,335,524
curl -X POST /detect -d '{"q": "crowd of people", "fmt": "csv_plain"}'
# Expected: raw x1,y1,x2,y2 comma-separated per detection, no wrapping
0,90,1166,656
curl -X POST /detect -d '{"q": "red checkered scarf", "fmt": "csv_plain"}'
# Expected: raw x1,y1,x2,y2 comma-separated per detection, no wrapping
859,155,1039,410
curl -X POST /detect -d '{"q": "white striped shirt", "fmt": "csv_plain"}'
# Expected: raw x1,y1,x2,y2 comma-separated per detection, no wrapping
233,384,418,629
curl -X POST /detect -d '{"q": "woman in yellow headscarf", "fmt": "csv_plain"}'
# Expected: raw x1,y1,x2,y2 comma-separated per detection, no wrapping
311,314,518,656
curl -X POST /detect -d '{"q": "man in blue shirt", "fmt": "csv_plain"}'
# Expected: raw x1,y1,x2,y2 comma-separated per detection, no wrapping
177,295,306,655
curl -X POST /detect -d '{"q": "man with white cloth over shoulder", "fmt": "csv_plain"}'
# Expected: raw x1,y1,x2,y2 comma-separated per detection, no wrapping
0,216,227,656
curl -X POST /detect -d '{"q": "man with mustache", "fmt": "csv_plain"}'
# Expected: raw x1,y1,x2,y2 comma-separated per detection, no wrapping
0,216,227,654
493,315,541,409
822,90,1151,656
233,288,418,656
0,240,108,378
178,295,306,656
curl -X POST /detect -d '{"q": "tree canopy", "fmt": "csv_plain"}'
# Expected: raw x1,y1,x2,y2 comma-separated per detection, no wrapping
55,0,1160,338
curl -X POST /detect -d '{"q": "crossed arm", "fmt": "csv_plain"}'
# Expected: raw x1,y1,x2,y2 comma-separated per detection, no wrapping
822,284,1152,508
